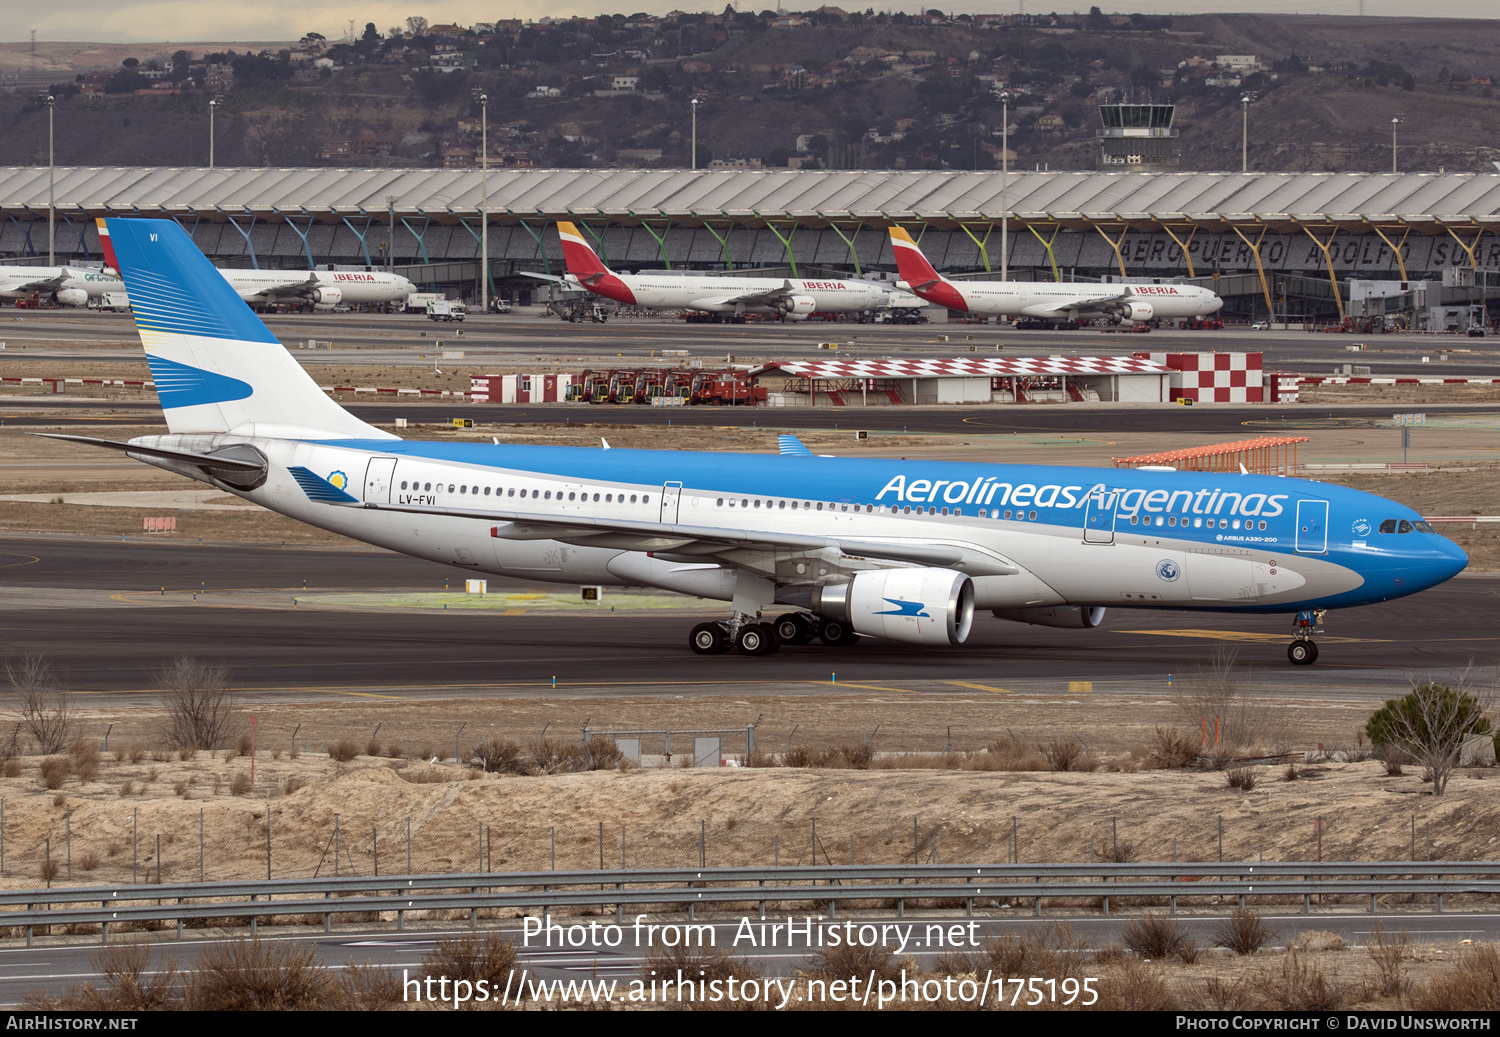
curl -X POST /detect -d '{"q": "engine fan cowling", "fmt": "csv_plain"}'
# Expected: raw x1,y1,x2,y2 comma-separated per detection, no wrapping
780,295,816,321
54,288,89,307
814,568,975,645
1119,300,1154,323
309,286,343,309
992,605,1106,629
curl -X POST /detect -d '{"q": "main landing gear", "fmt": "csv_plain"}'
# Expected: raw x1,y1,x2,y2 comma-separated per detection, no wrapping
1287,609,1326,666
688,611,860,655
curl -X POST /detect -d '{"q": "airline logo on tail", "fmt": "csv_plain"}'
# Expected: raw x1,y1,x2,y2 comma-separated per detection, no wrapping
887,227,968,312
557,222,637,305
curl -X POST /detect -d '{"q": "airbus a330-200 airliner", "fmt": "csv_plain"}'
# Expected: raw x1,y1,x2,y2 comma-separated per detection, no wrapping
49,218,1466,665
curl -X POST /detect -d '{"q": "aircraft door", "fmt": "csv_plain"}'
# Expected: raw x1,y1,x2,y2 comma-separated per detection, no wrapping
660,481,683,524
1295,500,1329,554
1082,489,1117,544
362,457,398,503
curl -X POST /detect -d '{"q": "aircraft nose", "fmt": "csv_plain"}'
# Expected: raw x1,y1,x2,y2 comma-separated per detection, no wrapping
1206,292,1224,313
1434,536,1469,583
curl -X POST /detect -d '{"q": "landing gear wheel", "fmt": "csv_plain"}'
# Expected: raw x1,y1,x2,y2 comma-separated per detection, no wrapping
690,622,730,655
1287,641,1319,666
818,619,860,647
736,622,780,656
774,612,816,645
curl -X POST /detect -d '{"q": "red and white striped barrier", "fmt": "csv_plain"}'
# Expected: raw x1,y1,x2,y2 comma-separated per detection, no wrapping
1297,376,1500,386
321,385,473,397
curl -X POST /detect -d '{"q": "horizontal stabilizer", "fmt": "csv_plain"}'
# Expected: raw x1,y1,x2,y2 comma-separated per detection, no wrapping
33,433,264,470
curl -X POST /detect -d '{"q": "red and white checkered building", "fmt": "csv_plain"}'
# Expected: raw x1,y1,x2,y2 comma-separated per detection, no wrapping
1149,352,1264,404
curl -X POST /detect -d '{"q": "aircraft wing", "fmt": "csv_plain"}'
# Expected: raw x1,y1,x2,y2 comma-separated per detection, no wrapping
311,480,1020,581
230,274,319,301
712,278,800,308
0,272,67,293
1018,290,1127,318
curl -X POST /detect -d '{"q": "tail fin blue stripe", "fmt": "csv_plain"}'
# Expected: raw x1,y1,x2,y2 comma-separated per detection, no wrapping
778,434,814,456
105,219,278,344
287,466,359,503
145,354,253,409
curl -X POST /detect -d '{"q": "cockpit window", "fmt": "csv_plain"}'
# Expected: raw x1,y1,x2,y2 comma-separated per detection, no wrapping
1379,519,1398,534
1398,520,1414,534
1413,521,1435,534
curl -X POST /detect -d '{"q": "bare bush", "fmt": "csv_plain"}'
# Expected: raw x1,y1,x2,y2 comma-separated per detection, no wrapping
1086,959,1173,1011
421,932,518,990
1226,768,1257,791
1214,908,1276,956
1122,912,1191,961
970,737,1050,772
1410,942,1500,1010
2,758,20,778
1256,948,1344,1010
38,757,68,790
802,939,903,985
23,940,181,1010
645,943,765,1010
1366,925,1412,999
158,657,241,751
1040,737,1095,772
68,740,100,783
7,655,73,754
186,938,330,1010
282,775,307,795
365,739,381,758
1149,726,1199,768
230,772,252,796
324,961,403,1011
1175,646,1287,754
327,740,359,763
1283,763,1300,781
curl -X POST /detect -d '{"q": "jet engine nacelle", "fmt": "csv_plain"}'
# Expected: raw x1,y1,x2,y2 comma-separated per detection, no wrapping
814,567,975,645
309,286,343,310
1113,300,1154,324
992,605,1106,629
54,288,89,307
780,295,816,321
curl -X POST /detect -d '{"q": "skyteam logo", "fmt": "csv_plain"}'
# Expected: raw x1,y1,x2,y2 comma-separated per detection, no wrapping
328,470,349,492
1352,518,1372,537
874,598,930,618
1155,559,1181,582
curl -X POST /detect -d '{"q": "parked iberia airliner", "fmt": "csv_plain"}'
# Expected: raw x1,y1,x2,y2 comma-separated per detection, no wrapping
888,226,1222,325
48,218,1464,666
556,222,887,320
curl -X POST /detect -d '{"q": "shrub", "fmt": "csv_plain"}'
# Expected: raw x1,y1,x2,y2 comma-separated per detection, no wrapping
327,740,359,763
1226,768,1257,791
1087,959,1172,1011
67,741,100,782
283,775,307,795
1175,645,1288,753
365,739,381,758
1256,948,1343,1010
230,772,252,796
2,758,20,778
1040,737,1093,772
1410,942,1500,1010
38,757,69,790
421,933,518,990
1122,912,1190,961
119,780,134,797
972,737,1050,771
24,941,182,1010
7,655,74,754
324,961,403,1011
1283,763,1300,781
177,747,197,762
1148,726,1198,769
127,745,145,764
782,745,814,768
1214,908,1276,956
186,938,330,1010
159,656,241,751
385,743,403,759
802,939,902,984
1366,925,1411,998
1366,682,1494,796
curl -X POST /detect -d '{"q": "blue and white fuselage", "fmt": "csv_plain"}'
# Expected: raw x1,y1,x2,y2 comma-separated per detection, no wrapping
60,217,1467,663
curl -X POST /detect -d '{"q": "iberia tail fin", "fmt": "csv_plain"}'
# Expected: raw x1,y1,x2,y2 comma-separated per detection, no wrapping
100,218,395,441
557,221,612,280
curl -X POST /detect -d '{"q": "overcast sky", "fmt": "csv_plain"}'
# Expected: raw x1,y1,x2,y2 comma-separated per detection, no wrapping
4,0,1497,46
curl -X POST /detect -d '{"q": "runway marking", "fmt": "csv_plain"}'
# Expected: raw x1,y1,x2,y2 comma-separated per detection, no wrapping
0,553,40,569
944,680,1014,694
1120,629,1389,644
1068,681,1093,694
822,680,915,694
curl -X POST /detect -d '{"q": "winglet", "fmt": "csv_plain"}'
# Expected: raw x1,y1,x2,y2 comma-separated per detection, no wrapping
778,434,814,456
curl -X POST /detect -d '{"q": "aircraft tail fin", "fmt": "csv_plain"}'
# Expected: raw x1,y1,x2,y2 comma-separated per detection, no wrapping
100,218,394,441
888,226,945,289
557,222,612,280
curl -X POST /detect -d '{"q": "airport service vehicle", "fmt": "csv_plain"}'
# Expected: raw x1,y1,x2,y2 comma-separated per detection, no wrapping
552,222,888,321
888,227,1223,326
221,268,415,311
426,300,466,322
0,265,123,307
53,218,1468,665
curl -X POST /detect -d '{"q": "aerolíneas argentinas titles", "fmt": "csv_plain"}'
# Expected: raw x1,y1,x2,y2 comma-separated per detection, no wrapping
51,218,1465,665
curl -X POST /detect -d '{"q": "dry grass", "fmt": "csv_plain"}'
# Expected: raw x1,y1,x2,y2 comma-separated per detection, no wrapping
1410,942,1500,1010
1214,908,1277,956
327,740,359,763
38,757,68,790
186,938,330,1010
1122,912,1192,961
1226,768,1258,791
1256,948,1345,1010
420,932,519,990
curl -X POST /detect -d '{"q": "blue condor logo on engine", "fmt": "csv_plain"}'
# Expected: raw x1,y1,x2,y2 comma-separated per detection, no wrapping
873,475,1291,520
874,598,930,618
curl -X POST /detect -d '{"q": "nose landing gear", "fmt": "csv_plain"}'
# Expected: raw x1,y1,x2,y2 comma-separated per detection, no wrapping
1287,609,1326,665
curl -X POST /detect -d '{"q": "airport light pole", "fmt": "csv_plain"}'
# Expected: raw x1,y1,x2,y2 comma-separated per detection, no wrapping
480,93,488,314
209,97,219,168
1391,116,1400,173
690,96,701,170
1241,94,1249,172
46,94,55,266
999,91,1011,282
385,194,396,274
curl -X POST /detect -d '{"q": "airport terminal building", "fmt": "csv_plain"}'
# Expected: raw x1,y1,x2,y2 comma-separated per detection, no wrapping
3,166,1499,322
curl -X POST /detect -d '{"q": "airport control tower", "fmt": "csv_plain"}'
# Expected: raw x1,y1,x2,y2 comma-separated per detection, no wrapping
1097,103,1179,170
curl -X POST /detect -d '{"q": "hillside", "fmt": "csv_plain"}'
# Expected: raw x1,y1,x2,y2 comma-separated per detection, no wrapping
2,13,1499,177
